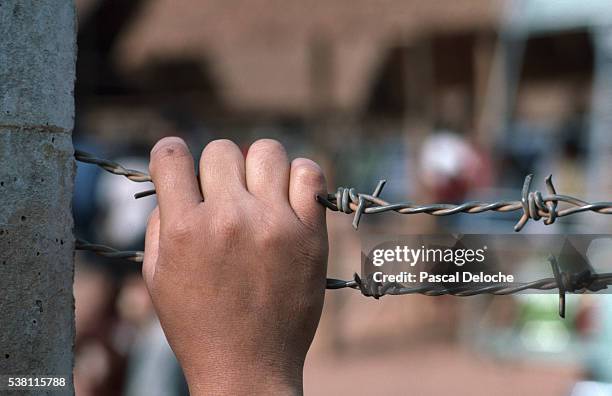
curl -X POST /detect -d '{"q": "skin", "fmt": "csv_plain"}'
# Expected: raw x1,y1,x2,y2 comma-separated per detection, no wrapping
143,137,328,395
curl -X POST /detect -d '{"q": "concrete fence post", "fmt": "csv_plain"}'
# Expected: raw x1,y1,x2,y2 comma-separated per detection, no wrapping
0,1,77,394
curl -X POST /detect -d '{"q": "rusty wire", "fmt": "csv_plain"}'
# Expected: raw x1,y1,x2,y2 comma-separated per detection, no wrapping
74,150,612,317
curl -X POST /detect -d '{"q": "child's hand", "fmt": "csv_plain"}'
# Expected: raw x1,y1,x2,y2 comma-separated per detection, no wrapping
143,137,328,395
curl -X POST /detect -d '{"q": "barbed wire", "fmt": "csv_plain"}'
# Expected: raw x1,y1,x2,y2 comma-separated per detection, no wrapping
74,150,152,182
74,150,612,317
317,176,612,231
75,239,144,262
327,256,612,317
73,150,612,230
74,238,611,317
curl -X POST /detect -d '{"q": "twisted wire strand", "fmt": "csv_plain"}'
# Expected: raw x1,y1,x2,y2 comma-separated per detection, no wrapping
327,272,612,297
328,256,612,318
75,150,152,182
73,151,612,317
75,242,611,296
316,175,612,231
74,151,612,230
74,241,612,317
75,239,144,262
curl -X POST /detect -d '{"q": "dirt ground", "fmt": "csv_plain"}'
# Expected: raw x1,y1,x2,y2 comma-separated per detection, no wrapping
304,342,581,396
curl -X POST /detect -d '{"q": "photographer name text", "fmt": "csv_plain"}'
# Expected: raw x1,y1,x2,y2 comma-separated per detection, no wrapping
372,271,514,283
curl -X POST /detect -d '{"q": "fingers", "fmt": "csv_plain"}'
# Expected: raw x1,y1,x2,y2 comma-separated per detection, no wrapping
245,139,290,200
289,158,327,230
150,137,202,221
143,207,160,287
199,139,246,199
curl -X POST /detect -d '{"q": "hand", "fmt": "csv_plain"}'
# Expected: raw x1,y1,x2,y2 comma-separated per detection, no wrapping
143,137,328,395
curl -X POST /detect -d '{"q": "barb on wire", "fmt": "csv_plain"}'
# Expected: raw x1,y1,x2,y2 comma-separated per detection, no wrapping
75,150,152,182
74,241,611,318
326,256,612,318
73,151,612,317
75,239,144,262
74,150,612,230
317,175,612,231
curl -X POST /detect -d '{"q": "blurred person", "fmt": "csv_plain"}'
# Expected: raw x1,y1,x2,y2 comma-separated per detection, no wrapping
74,262,125,396
75,143,166,395
124,318,188,396
143,137,327,395
119,275,188,396
419,130,492,203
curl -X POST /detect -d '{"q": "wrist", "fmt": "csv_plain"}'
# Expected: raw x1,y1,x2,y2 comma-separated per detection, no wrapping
182,357,304,396
188,378,302,396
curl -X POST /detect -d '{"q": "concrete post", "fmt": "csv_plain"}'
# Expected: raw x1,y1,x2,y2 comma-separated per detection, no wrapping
0,1,77,394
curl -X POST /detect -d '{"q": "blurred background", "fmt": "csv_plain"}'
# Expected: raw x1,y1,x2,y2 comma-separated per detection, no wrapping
71,0,612,395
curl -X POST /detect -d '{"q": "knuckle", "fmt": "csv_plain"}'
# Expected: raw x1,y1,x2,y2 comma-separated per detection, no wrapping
203,139,239,157
249,138,286,156
212,206,243,241
293,162,324,187
164,218,195,243
151,137,190,159
150,137,191,170
258,224,288,249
